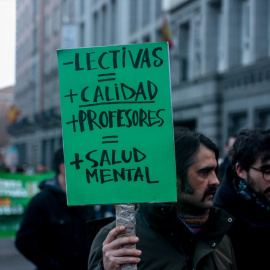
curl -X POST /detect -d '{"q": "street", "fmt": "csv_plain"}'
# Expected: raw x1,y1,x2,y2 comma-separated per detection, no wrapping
0,238,35,270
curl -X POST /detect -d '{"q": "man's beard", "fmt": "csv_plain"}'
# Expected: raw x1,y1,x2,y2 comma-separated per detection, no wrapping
181,178,194,194
247,172,270,205
201,186,217,201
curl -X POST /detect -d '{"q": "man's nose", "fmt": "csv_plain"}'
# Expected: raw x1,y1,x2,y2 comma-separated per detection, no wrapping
209,171,220,186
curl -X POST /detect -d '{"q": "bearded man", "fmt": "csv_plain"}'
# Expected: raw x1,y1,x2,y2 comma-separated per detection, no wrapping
88,129,236,270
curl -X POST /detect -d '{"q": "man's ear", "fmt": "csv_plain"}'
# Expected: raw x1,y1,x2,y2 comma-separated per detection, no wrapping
235,163,247,180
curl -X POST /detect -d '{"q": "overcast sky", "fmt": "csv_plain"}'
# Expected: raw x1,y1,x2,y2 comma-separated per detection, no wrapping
0,0,15,89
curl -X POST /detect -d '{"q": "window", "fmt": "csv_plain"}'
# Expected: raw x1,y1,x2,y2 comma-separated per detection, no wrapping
80,0,84,15
42,140,47,166
142,0,150,26
32,28,38,53
53,8,60,34
62,0,69,23
174,120,197,131
255,109,270,128
241,0,250,64
44,52,50,74
44,16,51,40
52,46,58,70
32,62,38,84
32,0,37,17
18,144,27,166
69,1,75,22
143,35,150,43
110,0,116,44
102,5,107,45
206,1,222,73
130,0,138,33
179,22,190,81
228,112,247,135
80,23,85,47
50,138,55,168
94,12,98,46
156,28,162,42
242,1,250,48
155,0,162,18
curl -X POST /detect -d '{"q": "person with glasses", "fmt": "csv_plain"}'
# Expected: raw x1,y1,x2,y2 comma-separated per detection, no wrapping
214,128,270,270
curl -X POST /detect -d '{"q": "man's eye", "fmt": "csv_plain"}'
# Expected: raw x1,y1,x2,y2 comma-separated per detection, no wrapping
200,170,210,176
263,170,270,175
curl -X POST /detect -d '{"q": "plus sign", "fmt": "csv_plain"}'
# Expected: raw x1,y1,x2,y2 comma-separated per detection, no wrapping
64,89,78,103
66,115,78,132
70,153,84,170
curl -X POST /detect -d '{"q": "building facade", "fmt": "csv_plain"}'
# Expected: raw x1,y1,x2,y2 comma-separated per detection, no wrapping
11,0,270,168
167,0,270,156
11,0,67,169
11,0,163,169
0,86,14,150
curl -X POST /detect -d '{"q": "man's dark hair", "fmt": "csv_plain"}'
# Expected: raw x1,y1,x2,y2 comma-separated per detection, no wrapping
53,147,64,174
231,128,270,171
174,128,219,191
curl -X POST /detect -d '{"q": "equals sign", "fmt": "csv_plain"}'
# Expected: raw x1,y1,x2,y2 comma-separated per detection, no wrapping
98,73,116,82
102,135,119,144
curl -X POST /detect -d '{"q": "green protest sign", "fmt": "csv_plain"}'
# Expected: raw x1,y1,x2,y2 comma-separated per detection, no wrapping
0,171,54,237
57,42,177,206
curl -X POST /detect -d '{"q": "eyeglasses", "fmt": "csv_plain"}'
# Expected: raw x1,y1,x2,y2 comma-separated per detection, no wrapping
249,166,270,181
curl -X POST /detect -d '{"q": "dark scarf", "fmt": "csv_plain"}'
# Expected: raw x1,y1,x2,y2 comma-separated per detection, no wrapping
233,177,270,211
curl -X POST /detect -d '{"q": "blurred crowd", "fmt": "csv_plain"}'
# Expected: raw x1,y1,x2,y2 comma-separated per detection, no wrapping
2,127,270,270
0,155,48,174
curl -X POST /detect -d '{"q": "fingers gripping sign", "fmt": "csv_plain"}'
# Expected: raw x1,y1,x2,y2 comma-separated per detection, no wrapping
102,226,141,270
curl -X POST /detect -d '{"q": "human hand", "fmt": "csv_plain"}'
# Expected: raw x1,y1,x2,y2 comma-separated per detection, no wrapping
102,226,141,270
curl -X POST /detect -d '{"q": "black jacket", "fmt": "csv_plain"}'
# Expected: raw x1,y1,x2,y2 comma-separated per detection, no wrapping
15,175,95,270
214,167,270,270
89,203,236,270
218,156,230,181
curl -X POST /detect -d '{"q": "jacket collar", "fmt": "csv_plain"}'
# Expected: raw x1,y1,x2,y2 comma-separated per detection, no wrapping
138,203,234,243
39,175,67,203
214,166,270,227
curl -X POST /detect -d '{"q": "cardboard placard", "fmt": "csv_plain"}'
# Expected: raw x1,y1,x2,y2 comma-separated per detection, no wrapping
57,42,177,205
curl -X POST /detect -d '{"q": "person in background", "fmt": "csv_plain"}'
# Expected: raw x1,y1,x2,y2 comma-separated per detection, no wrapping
35,163,48,174
15,148,95,270
88,129,237,270
218,135,236,181
0,154,8,171
214,128,270,270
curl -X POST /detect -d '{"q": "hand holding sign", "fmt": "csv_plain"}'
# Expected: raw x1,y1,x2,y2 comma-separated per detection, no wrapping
102,225,141,269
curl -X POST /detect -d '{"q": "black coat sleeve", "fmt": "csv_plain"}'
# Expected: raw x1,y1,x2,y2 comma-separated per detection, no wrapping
15,193,60,269
88,220,116,270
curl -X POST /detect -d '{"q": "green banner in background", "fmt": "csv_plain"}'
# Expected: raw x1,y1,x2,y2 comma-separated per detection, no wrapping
0,171,54,237
57,42,177,206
